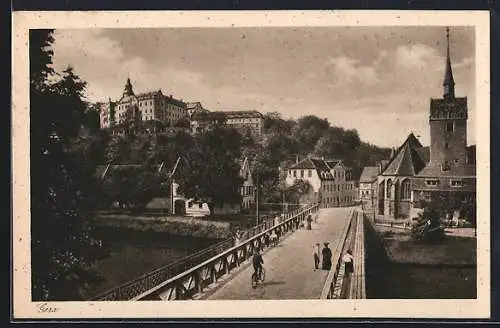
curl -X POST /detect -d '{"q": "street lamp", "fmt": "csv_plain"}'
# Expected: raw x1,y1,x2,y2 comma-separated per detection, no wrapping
279,166,286,216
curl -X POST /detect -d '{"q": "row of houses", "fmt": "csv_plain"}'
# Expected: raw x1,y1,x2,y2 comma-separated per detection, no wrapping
359,28,476,221
99,78,264,138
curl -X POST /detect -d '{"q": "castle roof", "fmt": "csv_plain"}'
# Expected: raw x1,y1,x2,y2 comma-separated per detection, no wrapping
214,110,264,119
359,166,379,183
137,90,163,100
382,134,426,176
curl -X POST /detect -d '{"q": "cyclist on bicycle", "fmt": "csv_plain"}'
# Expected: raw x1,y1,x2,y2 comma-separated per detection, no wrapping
252,248,264,279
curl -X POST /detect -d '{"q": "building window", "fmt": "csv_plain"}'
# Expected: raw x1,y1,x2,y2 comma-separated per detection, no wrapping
446,121,454,132
425,179,439,187
308,170,312,177
386,180,392,199
450,180,464,187
401,180,411,200
441,161,451,171
293,170,296,178
300,170,304,178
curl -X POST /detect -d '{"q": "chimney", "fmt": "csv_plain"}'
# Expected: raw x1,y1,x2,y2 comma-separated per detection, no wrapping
295,155,299,165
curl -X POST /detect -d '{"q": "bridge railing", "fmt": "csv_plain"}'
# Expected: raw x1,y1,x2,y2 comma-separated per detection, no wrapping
90,203,316,301
349,211,366,299
320,208,356,299
134,203,319,301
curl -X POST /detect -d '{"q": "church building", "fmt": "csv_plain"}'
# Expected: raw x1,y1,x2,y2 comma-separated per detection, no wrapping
374,27,476,220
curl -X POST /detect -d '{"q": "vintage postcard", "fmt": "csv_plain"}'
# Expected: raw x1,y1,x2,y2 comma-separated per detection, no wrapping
12,10,490,319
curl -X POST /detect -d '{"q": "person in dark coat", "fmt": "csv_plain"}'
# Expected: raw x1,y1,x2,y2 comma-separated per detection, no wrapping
321,242,332,270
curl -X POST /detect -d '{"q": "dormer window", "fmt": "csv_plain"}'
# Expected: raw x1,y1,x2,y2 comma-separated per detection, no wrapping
425,179,439,187
450,180,464,187
441,161,451,171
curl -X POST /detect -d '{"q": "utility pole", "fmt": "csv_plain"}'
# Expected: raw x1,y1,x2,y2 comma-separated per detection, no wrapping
255,174,259,226
279,166,285,216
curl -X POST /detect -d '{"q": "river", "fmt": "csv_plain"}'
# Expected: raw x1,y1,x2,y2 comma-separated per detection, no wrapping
82,227,222,300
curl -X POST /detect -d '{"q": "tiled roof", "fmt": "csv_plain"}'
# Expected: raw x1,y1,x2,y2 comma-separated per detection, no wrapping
191,110,223,121
290,158,316,170
382,134,426,176
416,146,430,164
309,158,334,181
430,97,468,117
416,163,476,178
95,163,170,180
325,159,341,169
137,90,163,100
164,95,186,107
359,166,379,183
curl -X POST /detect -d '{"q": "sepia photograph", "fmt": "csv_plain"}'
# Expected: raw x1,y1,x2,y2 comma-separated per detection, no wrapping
12,10,490,319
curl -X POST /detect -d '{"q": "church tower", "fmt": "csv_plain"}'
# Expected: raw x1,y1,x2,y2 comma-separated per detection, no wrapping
428,27,468,171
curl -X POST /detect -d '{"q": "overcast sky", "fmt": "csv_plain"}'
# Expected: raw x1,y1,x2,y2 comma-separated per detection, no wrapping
51,26,475,148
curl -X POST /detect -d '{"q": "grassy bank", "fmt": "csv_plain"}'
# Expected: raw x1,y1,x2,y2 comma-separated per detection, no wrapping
95,214,233,239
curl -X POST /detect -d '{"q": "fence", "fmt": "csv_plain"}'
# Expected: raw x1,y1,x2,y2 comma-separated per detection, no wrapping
90,204,314,301
320,208,356,299
134,203,319,301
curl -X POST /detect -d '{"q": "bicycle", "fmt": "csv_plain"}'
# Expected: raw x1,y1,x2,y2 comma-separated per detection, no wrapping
251,267,266,288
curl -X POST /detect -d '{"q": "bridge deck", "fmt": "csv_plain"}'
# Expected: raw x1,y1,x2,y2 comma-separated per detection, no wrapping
206,207,352,300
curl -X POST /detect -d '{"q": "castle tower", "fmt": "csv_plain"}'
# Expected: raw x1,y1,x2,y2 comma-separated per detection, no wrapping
429,27,468,171
123,77,135,97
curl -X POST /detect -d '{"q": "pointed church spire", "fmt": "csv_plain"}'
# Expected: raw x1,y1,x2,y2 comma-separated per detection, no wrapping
443,27,455,99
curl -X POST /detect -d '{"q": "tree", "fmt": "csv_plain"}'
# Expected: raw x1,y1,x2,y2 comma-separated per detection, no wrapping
285,179,313,204
176,127,244,214
30,30,105,301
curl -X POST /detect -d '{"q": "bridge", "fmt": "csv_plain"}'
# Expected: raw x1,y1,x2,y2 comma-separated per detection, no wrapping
92,204,366,301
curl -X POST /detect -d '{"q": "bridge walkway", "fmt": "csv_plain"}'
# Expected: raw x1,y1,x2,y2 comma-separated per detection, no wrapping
206,207,353,300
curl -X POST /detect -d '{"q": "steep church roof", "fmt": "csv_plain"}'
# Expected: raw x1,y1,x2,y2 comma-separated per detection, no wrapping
359,166,379,183
443,27,456,99
382,134,426,176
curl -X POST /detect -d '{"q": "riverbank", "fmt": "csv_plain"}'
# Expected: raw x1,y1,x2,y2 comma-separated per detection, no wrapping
365,217,476,299
94,213,233,239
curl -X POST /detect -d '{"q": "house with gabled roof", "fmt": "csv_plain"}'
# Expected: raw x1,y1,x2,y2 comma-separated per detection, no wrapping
285,157,356,208
359,166,379,211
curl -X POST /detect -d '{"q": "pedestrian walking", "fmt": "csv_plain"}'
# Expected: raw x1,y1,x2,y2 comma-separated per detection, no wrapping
321,242,332,270
306,214,312,230
342,249,354,276
313,243,320,270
